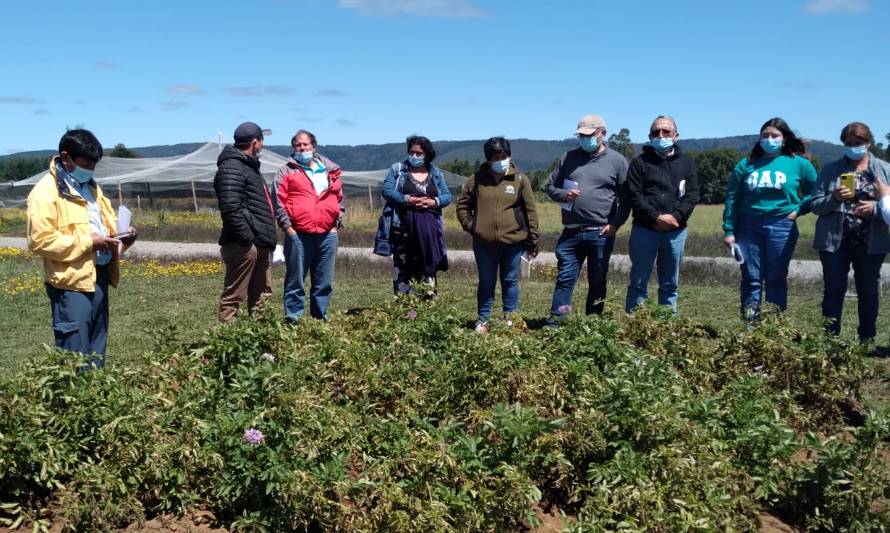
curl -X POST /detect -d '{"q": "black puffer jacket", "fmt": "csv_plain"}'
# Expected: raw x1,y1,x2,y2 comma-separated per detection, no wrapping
214,146,277,249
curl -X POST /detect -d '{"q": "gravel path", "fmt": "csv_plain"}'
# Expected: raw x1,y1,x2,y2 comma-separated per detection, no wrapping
3,236,873,282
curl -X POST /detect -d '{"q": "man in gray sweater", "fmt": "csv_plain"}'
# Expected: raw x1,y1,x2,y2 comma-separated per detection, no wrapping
544,114,630,326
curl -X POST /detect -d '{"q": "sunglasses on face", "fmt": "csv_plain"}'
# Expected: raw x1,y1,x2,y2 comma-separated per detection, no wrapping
650,129,674,137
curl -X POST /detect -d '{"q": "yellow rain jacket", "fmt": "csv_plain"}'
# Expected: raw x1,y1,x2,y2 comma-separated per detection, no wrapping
26,158,120,291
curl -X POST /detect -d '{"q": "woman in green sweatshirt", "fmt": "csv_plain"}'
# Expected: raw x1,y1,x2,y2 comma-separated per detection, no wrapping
722,117,817,320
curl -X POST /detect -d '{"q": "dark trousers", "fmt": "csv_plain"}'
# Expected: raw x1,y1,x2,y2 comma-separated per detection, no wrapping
819,241,885,341
45,265,109,368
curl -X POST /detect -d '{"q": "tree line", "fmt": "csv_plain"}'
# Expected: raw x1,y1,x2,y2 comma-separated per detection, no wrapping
4,136,890,202
0,144,140,183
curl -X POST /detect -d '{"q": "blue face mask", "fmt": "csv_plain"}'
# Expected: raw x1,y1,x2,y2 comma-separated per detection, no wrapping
407,155,425,168
650,137,674,153
293,151,313,164
844,145,869,161
490,158,511,174
70,165,94,184
578,136,600,153
760,138,783,155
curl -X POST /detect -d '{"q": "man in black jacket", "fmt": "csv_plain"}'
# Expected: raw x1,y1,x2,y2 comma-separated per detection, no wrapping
623,115,699,315
214,122,278,323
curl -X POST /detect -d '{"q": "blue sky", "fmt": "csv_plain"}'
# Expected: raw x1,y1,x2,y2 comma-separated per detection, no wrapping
1,0,888,154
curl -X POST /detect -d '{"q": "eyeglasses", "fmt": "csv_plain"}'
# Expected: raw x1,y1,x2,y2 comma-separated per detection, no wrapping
650,129,674,137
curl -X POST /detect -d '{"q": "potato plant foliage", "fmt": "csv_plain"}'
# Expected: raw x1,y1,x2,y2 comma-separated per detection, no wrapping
0,301,888,532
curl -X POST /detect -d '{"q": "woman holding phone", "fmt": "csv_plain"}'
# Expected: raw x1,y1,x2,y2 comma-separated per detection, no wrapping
722,117,817,321
810,122,890,342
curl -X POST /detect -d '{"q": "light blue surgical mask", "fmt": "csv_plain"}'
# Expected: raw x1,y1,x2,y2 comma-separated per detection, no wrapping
650,137,674,153
578,136,600,153
70,165,94,184
844,145,869,161
407,155,425,168
293,151,313,164
760,138,783,155
490,158,511,174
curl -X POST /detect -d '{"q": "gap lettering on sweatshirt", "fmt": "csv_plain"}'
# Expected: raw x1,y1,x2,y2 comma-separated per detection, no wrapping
746,170,787,191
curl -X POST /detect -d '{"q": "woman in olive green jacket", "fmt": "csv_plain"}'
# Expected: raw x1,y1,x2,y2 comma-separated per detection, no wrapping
456,137,539,333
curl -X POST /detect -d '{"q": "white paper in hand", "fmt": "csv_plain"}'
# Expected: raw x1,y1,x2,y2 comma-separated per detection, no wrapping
272,244,286,265
559,179,579,211
117,205,132,236
727,243,744,264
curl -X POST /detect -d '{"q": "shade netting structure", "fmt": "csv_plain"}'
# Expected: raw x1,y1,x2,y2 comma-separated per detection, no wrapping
0,142,466,209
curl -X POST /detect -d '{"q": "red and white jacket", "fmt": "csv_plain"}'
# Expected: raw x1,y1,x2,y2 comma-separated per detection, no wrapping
273,154,343,234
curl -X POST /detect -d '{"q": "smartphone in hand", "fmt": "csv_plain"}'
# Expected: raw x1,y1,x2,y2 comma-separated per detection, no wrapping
840,172,856,195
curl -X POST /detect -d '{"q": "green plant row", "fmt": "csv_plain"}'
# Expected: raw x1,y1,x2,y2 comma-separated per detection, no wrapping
0,301,887,532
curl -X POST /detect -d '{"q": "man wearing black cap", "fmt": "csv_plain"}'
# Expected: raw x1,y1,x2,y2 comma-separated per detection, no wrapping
214,122,278,323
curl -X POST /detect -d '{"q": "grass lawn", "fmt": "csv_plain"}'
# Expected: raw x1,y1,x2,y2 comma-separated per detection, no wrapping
1,250,887,411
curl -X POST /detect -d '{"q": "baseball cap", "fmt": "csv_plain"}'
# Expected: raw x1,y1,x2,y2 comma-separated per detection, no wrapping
576,114,606,135
234,122,272,144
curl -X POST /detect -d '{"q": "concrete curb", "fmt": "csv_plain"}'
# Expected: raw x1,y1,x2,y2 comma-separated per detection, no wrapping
3,236,888,282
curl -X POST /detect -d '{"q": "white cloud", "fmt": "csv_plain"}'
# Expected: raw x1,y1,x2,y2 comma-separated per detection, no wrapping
167,84,206,95
0,96,42,104
223,86,296,97
338,0,484,17
96,60,120,69
337,118,358,127
804,0,868,14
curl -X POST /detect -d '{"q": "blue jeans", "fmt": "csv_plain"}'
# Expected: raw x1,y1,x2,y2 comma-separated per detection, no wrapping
473,240,523,323
44,264,109,369
548,227,614,325
735,213,798,320
819,241,885,341
625,226,688,314
283,231,337,321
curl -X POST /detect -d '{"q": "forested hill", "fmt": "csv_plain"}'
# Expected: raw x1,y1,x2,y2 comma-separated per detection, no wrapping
2,136,846,173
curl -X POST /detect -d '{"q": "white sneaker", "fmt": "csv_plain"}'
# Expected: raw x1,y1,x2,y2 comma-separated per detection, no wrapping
474,322,489,334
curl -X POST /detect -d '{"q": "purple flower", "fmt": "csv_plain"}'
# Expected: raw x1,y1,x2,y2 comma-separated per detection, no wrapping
243,428,265,445
558,305,572,316
406,310,418,319
260,352,275,363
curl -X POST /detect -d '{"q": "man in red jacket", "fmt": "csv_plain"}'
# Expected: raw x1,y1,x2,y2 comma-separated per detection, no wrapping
272,129,343,323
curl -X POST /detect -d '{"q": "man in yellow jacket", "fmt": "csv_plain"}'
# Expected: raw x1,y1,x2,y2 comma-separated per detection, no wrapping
26,129,135,368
